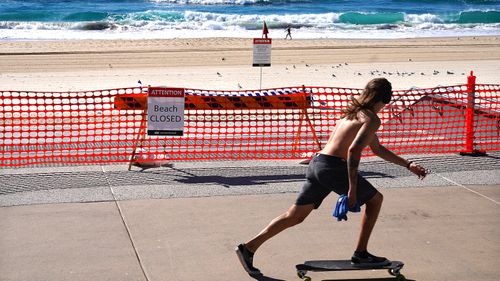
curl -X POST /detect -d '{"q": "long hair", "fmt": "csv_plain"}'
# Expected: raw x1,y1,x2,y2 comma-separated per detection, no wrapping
341,78,392,120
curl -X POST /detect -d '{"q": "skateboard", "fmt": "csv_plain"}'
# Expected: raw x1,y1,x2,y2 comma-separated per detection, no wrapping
295,259,405,281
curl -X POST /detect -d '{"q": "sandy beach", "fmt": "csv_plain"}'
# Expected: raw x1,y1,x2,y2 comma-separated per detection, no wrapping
0,36,499,92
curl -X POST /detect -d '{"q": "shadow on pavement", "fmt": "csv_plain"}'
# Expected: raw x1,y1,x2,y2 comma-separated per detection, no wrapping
322,277,416,281
172,167,392,187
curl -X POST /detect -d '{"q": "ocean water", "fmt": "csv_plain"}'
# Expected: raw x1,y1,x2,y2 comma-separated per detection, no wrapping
0,0,499,40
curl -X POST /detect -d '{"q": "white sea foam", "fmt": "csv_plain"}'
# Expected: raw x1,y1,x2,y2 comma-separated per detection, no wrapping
406,13,444,24
1,10,499,40
2,25,499,41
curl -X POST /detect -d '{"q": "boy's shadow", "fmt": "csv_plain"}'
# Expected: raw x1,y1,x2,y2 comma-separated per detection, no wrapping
251,274,415,281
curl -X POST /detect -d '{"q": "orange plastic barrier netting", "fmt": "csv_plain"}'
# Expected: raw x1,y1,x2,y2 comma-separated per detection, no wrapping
1,82,499,167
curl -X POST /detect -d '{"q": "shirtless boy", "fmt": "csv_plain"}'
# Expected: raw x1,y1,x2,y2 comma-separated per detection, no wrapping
236,78,428,275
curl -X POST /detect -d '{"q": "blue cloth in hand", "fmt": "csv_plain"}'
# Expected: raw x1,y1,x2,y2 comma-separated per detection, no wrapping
332,194,361,221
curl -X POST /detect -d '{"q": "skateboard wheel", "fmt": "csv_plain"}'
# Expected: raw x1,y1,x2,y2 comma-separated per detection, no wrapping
296,270,311,281
389,268,401,276
396,274,406,281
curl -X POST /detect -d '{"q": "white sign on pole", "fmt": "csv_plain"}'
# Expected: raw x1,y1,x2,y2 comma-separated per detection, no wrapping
147,87,185,136
253,38,272,67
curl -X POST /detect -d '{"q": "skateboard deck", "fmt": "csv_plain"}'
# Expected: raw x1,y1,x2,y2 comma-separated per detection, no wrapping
296,260,405,281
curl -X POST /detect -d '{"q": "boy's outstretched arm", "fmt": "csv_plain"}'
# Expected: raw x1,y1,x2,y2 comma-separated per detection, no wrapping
369,135,429,179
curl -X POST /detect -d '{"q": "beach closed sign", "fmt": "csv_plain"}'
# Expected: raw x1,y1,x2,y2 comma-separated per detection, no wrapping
147,87,185,136
253,38,272,67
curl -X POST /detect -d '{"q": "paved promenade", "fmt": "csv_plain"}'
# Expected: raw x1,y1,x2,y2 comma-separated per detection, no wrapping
1,152,499,281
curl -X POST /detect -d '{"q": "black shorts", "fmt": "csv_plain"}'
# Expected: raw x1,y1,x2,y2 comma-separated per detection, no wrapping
296,153,378,209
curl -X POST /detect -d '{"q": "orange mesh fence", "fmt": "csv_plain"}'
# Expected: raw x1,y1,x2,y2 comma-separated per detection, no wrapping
1,79,499,167
473,84,500,152
368,84,499,155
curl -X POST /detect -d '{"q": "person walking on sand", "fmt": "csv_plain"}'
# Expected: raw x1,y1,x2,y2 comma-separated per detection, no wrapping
285,25,292,40
235,78,428,275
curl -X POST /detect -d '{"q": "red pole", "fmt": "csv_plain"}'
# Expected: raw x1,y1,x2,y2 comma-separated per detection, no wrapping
460,71,486,156
464,71,476,153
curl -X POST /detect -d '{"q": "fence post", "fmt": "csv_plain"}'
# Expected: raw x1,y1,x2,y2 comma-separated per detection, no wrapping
460,71,486,156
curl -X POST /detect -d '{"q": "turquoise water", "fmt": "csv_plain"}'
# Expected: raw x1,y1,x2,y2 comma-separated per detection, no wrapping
1,0,499,39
